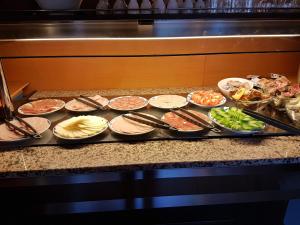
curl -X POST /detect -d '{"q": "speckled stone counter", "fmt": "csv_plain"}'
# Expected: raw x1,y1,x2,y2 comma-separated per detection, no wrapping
0,88,300,177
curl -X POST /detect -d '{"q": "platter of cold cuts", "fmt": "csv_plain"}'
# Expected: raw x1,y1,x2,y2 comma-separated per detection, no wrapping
65,95,109,112
108,96,148,111
18,99,65,116
109,113,156,135
0,117,51,142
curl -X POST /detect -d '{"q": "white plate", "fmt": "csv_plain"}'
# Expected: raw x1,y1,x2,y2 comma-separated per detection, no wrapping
65,96,109,112
208,107,265,134
0,117,51,142
53,117,108,140
109,113,156,136
18,99,65,116
161,110,212,133
108,96,148,111
187,91,226,109
148,95,188,109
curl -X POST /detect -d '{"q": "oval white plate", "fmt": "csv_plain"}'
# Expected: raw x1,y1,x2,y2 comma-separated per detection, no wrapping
208,107,265,134
0,117,51,142
108,96,148,111
53,117,108,140
65,97,109,113
148,95,188,110
161,110,212,133
109,113,156,136
18,99,65,116
187,91,226,109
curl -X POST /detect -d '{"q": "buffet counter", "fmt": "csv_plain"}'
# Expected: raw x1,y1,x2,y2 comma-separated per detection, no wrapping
1,87,300,177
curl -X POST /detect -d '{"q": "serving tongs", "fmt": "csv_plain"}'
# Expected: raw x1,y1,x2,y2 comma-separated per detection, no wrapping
122,112,176,130
242,108,300,134
170,109,221,133
4,116,42,139
75,95,106,110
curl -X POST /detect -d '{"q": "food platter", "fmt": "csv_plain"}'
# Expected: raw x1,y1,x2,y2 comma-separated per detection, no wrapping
18,99,65,116
108,96,148,111
148,95,188,109
53,116,108,140
208,107,266,135
161,110,212,133
65,95,109,112
109,113,156,136
187,90,226,109
0,117,51,142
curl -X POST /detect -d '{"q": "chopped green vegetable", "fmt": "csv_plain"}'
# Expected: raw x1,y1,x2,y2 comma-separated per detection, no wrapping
210,107,265,131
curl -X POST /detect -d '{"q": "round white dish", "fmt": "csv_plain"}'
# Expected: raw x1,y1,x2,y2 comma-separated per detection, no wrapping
148,95,188,109
53,116,108,140
208,107,265,134
217,78,254,98
0,117,51,142
109,113,156,136
65,96,109,112
18,99,65,116
108,96,148,111
187,91,227,109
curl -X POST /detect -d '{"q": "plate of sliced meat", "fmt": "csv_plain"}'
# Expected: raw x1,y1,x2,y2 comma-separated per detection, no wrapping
161,110,212,132
108,96,148,111
65,95,109,112
109,113,156,135
0,117,51,142
18,99,65,116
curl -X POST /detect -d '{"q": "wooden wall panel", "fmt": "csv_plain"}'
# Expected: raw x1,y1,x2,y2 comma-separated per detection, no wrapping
1,36,300,57
3,56,205,92
203,53,300,86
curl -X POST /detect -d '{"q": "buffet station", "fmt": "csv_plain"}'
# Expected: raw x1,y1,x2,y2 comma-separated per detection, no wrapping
1,74,300,147
0,1,300,224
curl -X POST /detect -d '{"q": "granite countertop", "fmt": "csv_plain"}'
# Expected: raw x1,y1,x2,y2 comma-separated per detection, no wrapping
1,88,300,177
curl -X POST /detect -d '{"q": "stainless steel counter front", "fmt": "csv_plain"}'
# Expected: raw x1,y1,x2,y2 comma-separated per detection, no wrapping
0,19,299,40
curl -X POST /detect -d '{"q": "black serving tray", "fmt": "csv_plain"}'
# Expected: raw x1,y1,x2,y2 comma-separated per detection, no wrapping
0,93,297,148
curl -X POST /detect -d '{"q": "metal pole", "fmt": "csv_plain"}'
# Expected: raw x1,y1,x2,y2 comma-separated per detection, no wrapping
0,60,14,120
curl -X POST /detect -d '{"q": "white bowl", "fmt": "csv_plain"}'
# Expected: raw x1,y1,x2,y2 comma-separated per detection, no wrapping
36,0,83,10
217,77,254,98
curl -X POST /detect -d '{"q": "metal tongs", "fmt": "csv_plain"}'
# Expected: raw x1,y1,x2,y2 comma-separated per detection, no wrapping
170,108,221,133
75,95,106,110
4,115,42,139
122,112,177,130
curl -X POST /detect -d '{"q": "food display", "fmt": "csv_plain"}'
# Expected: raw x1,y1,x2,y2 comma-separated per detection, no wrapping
209,107,265,133
285,96,300,126
18,99,65,116
53,116,108,139
0,117,51,142
162,110,211,132
109,113,155,135
148,95,188,109
65,95,109,112
108,96,148,111
187,90,226,108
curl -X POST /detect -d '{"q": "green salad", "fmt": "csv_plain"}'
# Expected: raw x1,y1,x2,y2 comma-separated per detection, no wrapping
210,107,265,131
